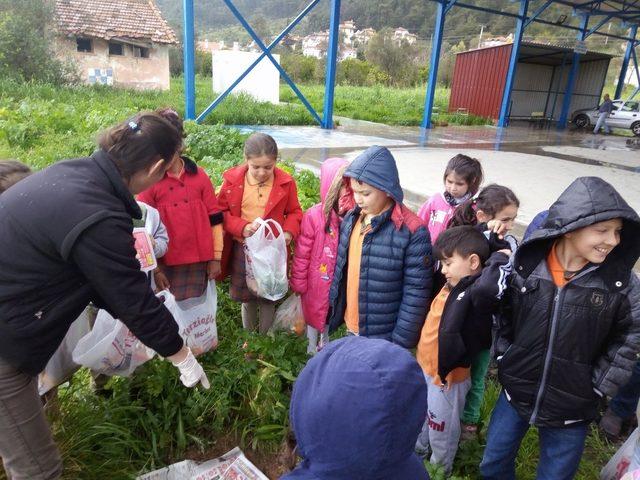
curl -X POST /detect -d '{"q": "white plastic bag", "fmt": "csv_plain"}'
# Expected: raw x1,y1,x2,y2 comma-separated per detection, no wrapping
601,427,640,480
244,218,288,301
72,308,155,377
38,308,93,395
159,282,218,357
271,295,305,336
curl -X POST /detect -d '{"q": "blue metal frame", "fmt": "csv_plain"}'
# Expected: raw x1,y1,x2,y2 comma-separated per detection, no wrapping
617,25,638,99
498,0,529,127
185,0,640,130
322,0,341,129
196,0,322,123
183,0,196,120
557,14,590,129
222,0,323,125
421,0,450,129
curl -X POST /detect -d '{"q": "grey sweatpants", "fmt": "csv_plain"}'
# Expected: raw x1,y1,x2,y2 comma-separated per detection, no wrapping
416,373,471,474
0,358,62,479
306,326,329,354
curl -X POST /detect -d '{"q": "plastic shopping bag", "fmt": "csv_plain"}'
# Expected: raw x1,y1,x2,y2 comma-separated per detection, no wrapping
602,427,640,480
72,308,155,377
244,218,288,301
271,295,305,336
159,283,218,357
38,308,93,395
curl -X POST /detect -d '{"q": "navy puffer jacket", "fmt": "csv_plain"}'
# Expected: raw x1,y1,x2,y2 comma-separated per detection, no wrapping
327,146,433,348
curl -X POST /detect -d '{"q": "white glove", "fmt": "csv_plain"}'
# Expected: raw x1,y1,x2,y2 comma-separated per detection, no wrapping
170,348,210,389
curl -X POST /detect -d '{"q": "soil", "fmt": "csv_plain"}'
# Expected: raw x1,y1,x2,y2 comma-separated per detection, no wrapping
185,431,296,479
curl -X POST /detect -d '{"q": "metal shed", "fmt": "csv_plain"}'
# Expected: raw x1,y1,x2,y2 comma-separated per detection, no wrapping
449,42,612,122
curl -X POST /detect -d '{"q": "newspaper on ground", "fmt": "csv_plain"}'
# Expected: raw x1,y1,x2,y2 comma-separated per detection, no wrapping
136,447,269,480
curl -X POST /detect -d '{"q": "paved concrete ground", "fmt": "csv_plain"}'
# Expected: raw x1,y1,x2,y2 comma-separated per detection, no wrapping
243,121,640,266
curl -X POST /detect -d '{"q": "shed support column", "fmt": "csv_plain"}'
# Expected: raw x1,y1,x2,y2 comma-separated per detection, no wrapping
421,0,446,129
616,25,638,100
497,0,529,127
557,14,589,129
322,0,341,129
183,0,196,120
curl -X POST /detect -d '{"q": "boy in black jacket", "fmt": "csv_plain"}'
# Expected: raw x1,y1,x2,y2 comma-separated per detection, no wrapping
415,226,511,474
481,177,640,480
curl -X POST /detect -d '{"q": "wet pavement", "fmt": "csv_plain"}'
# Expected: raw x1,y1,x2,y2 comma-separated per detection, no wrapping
237,119,640,240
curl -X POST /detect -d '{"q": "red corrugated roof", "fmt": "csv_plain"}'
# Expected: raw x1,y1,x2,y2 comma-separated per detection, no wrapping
54,0,177,44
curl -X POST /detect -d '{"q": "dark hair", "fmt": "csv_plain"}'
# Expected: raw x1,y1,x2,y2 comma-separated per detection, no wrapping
244,132,278,160
434,225,489,264
155,107,185,137
448,184,520,228
98,112,182,180
444,154,483,196
0,160,32,194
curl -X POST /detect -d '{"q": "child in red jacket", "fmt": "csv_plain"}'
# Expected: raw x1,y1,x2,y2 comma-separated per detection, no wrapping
137,108,224,301
218,133,302,333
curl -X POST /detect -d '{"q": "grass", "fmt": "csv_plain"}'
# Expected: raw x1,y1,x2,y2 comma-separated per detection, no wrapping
279,83,492,126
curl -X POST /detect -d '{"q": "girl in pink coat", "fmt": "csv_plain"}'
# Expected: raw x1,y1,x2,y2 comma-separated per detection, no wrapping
290,158,351,354
417,154,483,243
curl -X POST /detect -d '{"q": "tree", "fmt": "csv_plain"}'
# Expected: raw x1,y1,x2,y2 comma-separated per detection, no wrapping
0,0,74,84
365,29,421,87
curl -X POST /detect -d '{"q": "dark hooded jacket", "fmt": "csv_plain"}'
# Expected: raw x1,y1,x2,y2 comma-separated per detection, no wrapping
0,151,183,375
327,146,432,348
494,177,640,428
282,336,429,480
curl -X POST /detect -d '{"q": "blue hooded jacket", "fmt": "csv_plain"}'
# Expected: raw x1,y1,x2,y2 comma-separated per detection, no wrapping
327,146,433,348
281,336,429,480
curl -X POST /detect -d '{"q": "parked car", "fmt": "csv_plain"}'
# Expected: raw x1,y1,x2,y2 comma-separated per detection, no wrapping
571,99,640,136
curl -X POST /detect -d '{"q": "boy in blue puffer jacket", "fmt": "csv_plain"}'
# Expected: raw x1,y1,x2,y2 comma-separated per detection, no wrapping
327,146,433,348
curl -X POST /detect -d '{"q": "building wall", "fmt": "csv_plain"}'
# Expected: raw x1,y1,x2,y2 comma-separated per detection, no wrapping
448,44,511,119
56,36,171,90
449,45,610,121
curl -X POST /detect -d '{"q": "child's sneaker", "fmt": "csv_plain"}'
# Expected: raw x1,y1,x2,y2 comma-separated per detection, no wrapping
460,422,479,442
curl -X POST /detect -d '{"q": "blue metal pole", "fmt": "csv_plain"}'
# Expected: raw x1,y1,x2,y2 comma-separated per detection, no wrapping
497,0,529,127
183,0,196,120
196,0,322,123
557,14,589,129
322,0,341,129
617,25,638,99
421,0,446,129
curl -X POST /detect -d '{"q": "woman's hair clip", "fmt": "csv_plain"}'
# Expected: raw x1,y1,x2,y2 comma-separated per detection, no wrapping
128,120,140,132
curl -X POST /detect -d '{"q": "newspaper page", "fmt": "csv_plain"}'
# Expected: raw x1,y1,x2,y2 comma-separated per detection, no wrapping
136,448,268,480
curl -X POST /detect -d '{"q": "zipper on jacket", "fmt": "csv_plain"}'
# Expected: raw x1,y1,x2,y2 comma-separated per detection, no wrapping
529,266,598,425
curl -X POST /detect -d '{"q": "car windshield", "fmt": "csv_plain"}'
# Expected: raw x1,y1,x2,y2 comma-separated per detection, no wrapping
621,101,639,112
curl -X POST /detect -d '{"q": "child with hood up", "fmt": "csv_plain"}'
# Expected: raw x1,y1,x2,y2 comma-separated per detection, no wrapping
327,146,432,348
281,336,430,480
290,158,351,354
481,177,640,480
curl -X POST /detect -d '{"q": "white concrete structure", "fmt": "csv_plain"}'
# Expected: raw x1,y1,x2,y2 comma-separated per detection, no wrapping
393,27,418,45
212,50,280,104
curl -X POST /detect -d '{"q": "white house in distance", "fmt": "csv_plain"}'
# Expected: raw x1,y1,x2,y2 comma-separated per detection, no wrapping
302,31,329,59
53,0,177,90
393,27,418,45
340,20,357,46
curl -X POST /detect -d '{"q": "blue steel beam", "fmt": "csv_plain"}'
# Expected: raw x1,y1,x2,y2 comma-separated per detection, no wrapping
221,0,322,125
585,14,615,37
558,14,590,129
183,0,196,120
616,24,638,99
498,0,530,127
524,0,554,27
322,0,341,129
196,0,321,123
444,0,459,15
421,0,446,129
